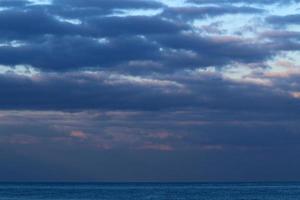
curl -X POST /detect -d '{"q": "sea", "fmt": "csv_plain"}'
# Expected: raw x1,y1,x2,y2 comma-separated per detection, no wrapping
0,182,300,200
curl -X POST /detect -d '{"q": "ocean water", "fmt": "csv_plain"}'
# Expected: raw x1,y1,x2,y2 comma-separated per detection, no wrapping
1,182,300,200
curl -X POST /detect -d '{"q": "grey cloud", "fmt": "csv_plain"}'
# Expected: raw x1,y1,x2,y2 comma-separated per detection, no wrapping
86,16,189,37
53,0,164,10
0,9,83,39
0,0,28,7
0,71,299,113
188,0,300,5
162,5,264,21
267,14,300,26
37,0,164,19
0,36,160,71
0,0,297,72
0,0,299,182
155,33,275,67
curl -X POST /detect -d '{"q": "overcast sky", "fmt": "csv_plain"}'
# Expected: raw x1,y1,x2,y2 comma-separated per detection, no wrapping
0,0,300,182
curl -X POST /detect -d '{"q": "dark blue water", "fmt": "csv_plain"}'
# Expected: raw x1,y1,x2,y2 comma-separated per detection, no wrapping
1,182,300,199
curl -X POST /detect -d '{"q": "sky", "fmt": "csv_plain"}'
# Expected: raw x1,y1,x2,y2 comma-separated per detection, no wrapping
0,0,300,182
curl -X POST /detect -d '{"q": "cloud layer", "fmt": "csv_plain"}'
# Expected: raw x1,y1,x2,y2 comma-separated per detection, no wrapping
0,0,300,181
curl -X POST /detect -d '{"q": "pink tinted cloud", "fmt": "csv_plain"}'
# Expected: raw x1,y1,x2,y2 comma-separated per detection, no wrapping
265,60,300,78
140,143,174,151
147,131,173,139
70,130,88,139
291,92,300,99
201,145,224,151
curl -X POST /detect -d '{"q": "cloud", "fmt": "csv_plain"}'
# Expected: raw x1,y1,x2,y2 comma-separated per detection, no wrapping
0,69,299,114
0,0,298,75
0,0,300,181
0,0,28,7
0,9,83,39
267,14,300,26
162,5,264,21
70,130,88,139
53,0,164,10
139,143,174,151
188,0,300,5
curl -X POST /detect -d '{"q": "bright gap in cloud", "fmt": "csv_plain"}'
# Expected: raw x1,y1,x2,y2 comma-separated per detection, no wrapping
0,41,27,48
0,65,39,77
27,0,52,5
194,13,265,37
110,9,163,17
159,0,186,7
55,16,82,25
